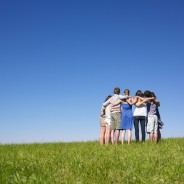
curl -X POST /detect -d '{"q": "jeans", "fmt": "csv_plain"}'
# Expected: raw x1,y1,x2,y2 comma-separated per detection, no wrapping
134,116,146,142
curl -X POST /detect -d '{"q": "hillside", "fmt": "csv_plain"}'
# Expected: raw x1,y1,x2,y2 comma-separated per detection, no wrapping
0,138,184,183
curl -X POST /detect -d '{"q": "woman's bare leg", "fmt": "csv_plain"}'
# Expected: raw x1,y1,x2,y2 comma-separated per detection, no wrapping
115,130,120,144
121,130,126,144
149,132,153,143
127,130,132,144
105,125,111,145
100,127,106,145
111,130,115,144
154,132,158,143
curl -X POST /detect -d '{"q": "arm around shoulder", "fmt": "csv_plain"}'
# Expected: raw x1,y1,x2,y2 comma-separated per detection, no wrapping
127,97,138,105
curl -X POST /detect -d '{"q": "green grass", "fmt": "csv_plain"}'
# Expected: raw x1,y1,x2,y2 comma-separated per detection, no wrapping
0,138,184,184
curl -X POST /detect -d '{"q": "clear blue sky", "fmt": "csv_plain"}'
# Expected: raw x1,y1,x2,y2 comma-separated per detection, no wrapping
0,0,184,144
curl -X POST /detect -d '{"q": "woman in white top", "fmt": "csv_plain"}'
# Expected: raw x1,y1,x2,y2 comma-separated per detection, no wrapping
100,95,112,145
104,96,112,145
133,90,154,143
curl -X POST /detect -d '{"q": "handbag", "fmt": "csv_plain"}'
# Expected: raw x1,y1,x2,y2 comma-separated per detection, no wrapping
158,119,164,129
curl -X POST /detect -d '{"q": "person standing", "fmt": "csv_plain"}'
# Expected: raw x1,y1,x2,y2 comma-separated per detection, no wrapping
104,95,112,145
101,87,128,144
111,89,137,144
146,92,160,143
133,90,153,143
152,92,163,142
99,115,106,145
99,95,112,145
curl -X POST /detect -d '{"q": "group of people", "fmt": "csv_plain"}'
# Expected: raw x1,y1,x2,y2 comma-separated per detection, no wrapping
100,87,163,145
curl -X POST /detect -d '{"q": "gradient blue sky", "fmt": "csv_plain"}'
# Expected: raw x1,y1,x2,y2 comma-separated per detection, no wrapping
0,0,184,144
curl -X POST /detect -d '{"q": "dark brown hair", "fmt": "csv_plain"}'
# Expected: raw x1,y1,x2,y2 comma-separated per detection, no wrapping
124,89,130,95
144,90,151,98
114,87,120,95
135,90,143,97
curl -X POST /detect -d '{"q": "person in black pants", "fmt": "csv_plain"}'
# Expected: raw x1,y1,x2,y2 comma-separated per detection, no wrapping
134,116,147,142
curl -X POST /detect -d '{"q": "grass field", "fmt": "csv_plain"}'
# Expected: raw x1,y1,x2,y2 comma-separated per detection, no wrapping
0,138,184,184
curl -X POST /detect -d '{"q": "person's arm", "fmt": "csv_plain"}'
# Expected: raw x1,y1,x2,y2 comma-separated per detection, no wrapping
126,97,138,105
102,98,111,107
111,99,123,107
119,95,130,100
136,96,155,101
135,98,148,107
100,98,111,115
100,107,105,116
135,97,154,107
100,108,105,116
145,97,155,101
136,96,144,101
135,101,145,107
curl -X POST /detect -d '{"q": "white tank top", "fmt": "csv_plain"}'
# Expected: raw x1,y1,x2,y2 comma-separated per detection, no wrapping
133,103,147,117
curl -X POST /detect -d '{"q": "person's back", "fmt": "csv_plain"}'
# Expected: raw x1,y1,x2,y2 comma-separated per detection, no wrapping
134,101,147,116
147,92,160,143
110,94,122,113
102,93,126,114
147,101,157,116
120,89,134,144
101,87,128,144
133,90,147,143
99,95,112,145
